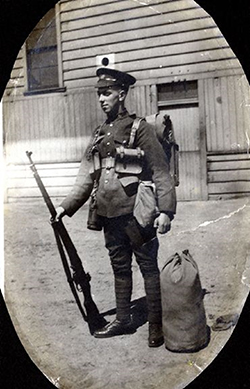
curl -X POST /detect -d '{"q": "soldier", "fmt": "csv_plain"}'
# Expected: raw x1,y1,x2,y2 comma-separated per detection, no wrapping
56,68,176,347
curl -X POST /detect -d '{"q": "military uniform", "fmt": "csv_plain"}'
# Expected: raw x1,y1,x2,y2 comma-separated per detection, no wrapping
61,111,175,218
60,68,176,347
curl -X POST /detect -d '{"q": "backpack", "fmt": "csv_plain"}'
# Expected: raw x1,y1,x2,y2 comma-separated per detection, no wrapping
130,113,179,187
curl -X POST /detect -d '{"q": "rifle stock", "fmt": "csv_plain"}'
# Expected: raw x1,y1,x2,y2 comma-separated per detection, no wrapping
26,151,107,334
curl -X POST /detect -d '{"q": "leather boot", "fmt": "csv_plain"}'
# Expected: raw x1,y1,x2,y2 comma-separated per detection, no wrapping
94,276,134,338
144,275,164,347
94,318,134,338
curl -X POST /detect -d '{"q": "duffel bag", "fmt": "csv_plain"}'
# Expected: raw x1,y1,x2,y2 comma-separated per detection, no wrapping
160,249,209,352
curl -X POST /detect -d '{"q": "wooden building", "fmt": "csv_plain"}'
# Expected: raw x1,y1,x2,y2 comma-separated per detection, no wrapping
3,0,250,202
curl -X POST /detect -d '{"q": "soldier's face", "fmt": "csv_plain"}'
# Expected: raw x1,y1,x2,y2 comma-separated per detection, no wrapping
97,87,125,116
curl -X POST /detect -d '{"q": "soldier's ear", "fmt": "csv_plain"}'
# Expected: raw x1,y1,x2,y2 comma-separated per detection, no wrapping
119,89,127,102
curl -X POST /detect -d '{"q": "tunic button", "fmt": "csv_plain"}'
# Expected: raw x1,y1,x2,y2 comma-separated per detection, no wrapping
110,123,113,127
107,152,111,156
107,132,111,136
105,179,109,184
107,142,110,146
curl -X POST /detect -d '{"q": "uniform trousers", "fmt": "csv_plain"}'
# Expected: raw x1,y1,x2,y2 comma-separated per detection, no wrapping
100,214,162,324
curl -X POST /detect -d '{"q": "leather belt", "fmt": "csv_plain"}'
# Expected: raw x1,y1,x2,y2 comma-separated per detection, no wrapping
101,157,115,169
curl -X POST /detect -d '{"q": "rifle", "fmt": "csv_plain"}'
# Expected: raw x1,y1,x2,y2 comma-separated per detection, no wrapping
26,151,107,335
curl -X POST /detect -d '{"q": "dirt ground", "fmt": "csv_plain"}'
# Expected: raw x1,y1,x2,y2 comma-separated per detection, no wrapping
4,197,250,389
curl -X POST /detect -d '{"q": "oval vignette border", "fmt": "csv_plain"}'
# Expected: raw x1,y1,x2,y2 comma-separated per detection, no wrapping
1,0,250,385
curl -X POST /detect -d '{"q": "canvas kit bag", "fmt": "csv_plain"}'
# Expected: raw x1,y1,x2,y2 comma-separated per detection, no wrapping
160,249,209,352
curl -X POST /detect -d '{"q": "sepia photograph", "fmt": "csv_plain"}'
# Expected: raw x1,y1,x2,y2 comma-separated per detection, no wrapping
1,1,250,388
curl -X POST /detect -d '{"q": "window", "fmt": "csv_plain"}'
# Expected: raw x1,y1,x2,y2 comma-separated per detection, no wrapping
25,7,63,94
157,80,198,108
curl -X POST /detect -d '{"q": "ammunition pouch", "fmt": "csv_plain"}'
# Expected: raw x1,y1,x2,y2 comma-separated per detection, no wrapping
115,146,144,195
115,146,144,175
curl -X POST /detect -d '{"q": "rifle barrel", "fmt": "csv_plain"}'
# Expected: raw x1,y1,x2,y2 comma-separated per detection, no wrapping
26,151,56,219
26,151,107,334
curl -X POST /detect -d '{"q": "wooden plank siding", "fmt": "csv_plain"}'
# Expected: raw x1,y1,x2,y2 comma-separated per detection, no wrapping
3,89,105,165
58,0,242,88
59,0,203,28
5,0,243,97
5,162,81,203
3,84,155,166
3,0,250,202
207,154,250,200
63,48,235,80
61,8,210,42
203,75,250,153
203,75,250,199
4,0,245,95
4,46,26,96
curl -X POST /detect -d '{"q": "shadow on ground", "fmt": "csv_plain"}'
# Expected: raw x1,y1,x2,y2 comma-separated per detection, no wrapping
101,296,148,330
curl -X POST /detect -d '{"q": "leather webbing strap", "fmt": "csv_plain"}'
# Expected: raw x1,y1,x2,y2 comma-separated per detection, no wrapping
128,117,143,148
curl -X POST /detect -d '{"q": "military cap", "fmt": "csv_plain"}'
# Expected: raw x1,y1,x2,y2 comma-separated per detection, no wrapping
96,68,136,88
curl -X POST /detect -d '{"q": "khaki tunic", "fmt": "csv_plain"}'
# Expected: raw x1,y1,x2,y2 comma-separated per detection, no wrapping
61,110,176,219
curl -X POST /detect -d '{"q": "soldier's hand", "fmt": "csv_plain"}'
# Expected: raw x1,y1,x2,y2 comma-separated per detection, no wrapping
54,206,66,221
154,213,171,234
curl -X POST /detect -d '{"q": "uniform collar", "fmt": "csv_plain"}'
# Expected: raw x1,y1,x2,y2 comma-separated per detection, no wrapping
106,109,131,124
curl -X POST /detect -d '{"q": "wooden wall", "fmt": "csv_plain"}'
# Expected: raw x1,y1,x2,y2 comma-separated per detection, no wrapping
4,46,26,97
204,75,250,153
207,154,250,200
4,0,246,164
59,0,241,88
5,0,243,96
3,86,155,164
3,0,250,201
5,162,80,203
202,75,250,199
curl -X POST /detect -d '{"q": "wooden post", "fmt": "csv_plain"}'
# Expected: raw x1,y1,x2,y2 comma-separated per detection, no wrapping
56,3,64,89
150,84,158,114
198,79,208,200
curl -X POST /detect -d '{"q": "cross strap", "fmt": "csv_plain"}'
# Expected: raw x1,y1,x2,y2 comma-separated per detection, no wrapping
128,117,143,148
